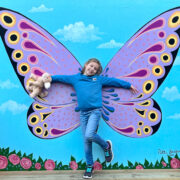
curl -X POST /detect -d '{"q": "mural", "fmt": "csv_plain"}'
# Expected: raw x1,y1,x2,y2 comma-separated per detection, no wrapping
0,0,180,171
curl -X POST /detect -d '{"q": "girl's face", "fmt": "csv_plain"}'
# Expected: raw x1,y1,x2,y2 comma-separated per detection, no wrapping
84,61,99,76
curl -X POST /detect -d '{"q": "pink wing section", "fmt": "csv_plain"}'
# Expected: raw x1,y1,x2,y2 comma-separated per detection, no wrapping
0,8,81,105
102,7,180,102
27,101,80,139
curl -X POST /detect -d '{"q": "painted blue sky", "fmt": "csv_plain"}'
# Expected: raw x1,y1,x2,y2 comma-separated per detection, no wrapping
0,0,180,165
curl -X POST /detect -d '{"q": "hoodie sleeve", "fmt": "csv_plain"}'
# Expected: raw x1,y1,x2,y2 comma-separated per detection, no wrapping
100,76,131,89
51,74,77,85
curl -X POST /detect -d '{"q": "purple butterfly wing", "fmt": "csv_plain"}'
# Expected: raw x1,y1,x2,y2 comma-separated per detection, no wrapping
102,7,180,138
0,7,81,105
0,7,81,138
27,101,80,139
103,7,180,101
102,98,161,138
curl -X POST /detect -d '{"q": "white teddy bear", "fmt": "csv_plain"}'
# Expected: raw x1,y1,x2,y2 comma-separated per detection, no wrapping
26,72,52,98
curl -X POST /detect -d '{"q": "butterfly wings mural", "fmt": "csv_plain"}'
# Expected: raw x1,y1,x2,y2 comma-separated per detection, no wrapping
0,7,179,139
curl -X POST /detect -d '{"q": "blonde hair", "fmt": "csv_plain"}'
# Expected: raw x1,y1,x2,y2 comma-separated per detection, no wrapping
81,58,102,75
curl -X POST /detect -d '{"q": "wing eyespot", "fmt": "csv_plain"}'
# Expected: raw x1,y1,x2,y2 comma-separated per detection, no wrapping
143,80,155,94
7,31,20,45
166,34,178,48
160,53,171,63
12,50,24,61
18,63,30,75
148,110,158,122
43,123,48,128
152,65,164,77
138,121,144,126
143,126,151,135
35,126,43,135
29,115,39,125
136,128,142,136
168,11,180,28
0,12,16,27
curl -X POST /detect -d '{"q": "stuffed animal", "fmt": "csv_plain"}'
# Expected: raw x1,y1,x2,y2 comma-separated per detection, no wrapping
26,72,52,98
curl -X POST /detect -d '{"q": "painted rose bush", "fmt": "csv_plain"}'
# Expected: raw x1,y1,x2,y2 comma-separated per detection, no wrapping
8,154,20,165
0,155,8,169
161,161,167,167
170,158,180,169
35,162,41,170
93,161,102,170
20,157,32,169
1,147,180,170
70,161,78,170
136,165,144,169
44,159,55,170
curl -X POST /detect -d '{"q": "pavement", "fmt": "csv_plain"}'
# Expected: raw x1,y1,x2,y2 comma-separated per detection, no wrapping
0,169,180,180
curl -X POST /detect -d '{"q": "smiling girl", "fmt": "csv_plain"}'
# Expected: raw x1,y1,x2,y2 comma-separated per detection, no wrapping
50,58,138,179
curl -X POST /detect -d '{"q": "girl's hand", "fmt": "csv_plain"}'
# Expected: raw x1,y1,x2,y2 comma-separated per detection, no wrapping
130,85,139,94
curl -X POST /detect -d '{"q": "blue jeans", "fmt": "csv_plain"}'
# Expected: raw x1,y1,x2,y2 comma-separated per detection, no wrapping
80,108,108,165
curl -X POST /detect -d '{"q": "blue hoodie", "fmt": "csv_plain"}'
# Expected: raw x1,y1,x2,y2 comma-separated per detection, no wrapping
52,73,131,111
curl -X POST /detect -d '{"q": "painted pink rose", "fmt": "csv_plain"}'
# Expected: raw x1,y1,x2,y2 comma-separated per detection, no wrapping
0,155,8,169
136,165,144,169
44,159,55,170
35,162,41,170
93,161,102,170
69,161,78,170
161,161,167,167
170,158,180,169
20,157,32,169
8,154,20,165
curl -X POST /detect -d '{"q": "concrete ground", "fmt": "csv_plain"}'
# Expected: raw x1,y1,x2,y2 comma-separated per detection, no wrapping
0,169,180,180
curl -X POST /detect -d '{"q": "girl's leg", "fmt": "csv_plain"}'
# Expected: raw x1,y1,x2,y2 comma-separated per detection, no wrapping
80,111,93,166
85,109,108,150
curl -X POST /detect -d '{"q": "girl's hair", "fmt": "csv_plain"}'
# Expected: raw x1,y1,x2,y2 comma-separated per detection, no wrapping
81,58,103,75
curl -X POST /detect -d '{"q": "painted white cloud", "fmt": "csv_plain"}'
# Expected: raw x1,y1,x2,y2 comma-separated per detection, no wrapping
174,56,180,66
0,100,28,115
97,39,123,49
54,21,101,43
29,4,53,13
0,80,19,89
162,86,180,101
167,113,180,120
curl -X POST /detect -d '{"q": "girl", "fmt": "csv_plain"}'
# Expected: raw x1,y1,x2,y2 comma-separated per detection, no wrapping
51,58,138,179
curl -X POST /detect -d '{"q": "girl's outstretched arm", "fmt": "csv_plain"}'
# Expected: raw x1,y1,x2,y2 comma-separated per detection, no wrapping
51,74,77,85
101,76,131,89
101,76,138,94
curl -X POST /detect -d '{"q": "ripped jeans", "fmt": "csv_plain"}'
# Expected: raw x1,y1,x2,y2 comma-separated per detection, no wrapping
80,108,108,165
